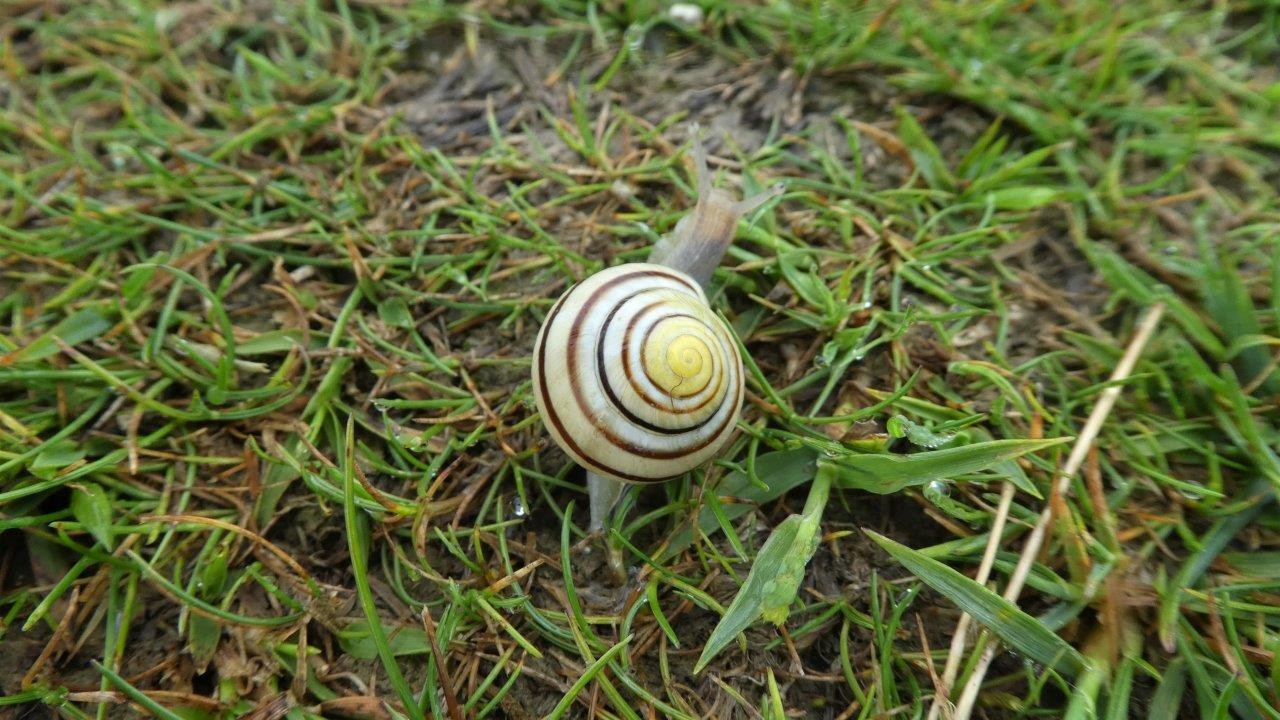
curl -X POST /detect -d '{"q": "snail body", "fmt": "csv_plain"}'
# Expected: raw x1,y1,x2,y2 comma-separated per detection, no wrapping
531,263,744,483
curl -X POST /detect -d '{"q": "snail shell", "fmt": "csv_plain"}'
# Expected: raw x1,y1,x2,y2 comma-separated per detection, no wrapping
531,263,745,483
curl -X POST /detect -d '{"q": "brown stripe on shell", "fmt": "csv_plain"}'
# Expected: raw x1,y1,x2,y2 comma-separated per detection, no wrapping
566,270,731,459
598,297,697,435
536,286,662,483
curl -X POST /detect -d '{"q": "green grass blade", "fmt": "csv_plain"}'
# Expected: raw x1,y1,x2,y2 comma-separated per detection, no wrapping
545,634,634,720
93,660,186,720
1157,477,1275,651
827,437,1067,494
660,448,818,560
2,305,115,364
69,482,114,549
867,531,1087,677
694,468,830,674
342,417,423,720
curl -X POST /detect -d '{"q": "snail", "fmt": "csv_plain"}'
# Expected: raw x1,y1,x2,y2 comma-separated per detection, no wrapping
532,127,784,530
531,262,744,483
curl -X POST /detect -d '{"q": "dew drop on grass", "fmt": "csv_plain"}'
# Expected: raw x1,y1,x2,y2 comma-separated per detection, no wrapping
512,495,527,518
667,3,704,26
927,479,950,497
626,26,646,53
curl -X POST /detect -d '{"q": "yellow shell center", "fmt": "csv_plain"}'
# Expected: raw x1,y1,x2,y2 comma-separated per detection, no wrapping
644,325,715,398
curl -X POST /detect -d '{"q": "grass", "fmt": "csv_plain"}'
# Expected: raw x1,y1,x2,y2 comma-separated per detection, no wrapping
1,0,1278,717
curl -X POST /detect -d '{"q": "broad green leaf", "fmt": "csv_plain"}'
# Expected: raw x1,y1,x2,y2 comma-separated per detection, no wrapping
826,437,1066,494
188,615,222,672
378,297,415,330
198,548,229,597
983,186,1062,210
338,621,431,660
694,506,822,674
189,548,229,670
2,306,114,364
29,440,87,479
70,482,113,549
868,531,1087,677
237,330,305,355
660,448,817,560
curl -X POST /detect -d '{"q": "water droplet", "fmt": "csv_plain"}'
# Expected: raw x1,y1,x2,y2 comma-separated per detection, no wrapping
927,480,950,497
667,2,704,25
512,496,527,518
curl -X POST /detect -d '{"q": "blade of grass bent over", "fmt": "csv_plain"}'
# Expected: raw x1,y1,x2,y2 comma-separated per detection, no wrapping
868,531,1087,677
694,464,832,674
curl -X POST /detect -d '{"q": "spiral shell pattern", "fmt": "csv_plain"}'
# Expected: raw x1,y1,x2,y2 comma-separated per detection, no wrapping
532,263,744,483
